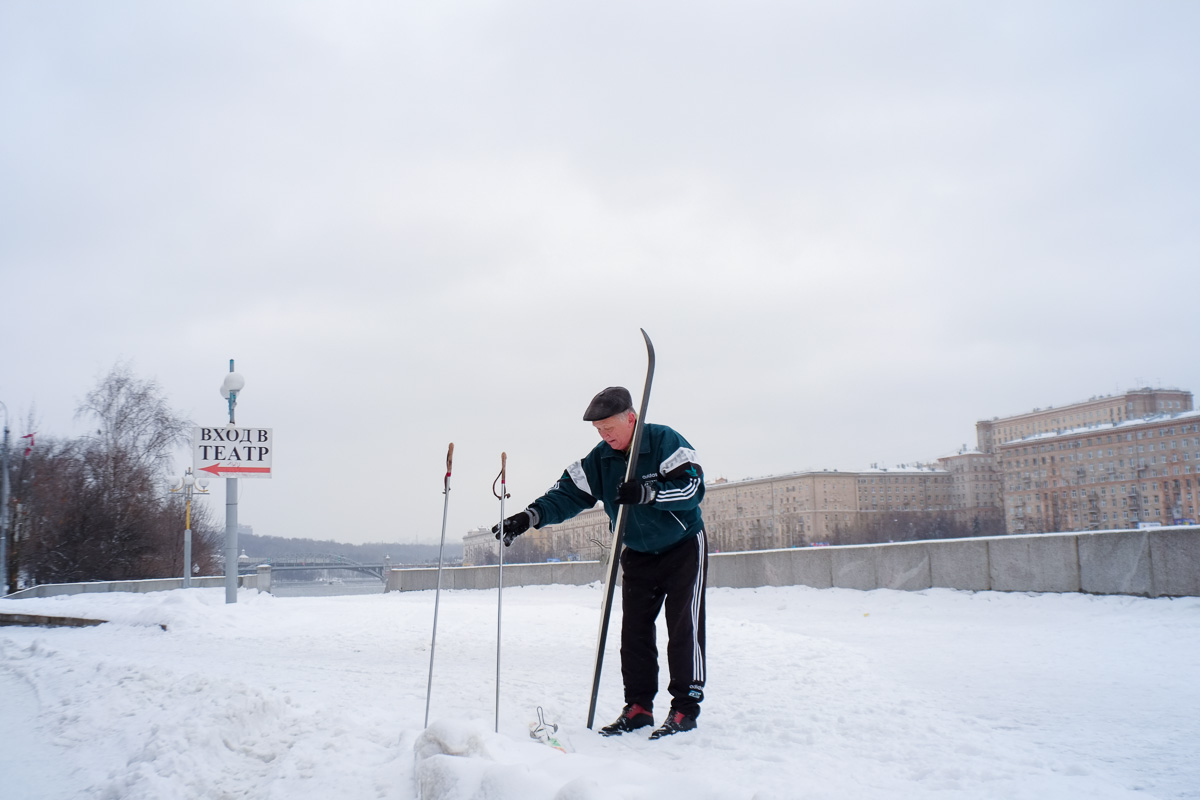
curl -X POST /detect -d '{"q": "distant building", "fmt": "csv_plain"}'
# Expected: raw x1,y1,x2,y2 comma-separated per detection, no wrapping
462,527,495,566
704,471,858,551
462,510,611,565
854,464,952,515
460,386,1199,563
976,388,1193,453
997,409,1200,533
464,466,986,564
935,450,1004,531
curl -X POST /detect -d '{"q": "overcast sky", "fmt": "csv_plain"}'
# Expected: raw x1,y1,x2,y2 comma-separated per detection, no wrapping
3,1,1198,548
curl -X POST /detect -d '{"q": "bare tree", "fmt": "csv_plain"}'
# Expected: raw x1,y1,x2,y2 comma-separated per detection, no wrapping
16,364,216,585
76,362,189,491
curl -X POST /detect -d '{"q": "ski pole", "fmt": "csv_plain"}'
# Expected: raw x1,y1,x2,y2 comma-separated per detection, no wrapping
587,328,655,729
492,452,510,733
424,442,454,729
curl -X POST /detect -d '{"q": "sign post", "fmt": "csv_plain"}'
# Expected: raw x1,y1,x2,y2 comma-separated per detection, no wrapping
202,360,274,604
193,422,273,603
193,427,274,479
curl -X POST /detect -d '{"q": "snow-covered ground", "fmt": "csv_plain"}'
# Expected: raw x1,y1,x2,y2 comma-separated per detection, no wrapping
2,583,1198,799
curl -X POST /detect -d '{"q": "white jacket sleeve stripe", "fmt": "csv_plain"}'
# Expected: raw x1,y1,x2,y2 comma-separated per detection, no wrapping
657,477,702,503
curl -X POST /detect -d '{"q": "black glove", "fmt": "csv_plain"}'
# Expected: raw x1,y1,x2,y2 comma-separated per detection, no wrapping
493,510,532,546
616,480,657,505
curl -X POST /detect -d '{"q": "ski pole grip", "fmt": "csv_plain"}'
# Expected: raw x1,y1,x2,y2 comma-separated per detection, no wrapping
446,443,454,473
501,451,507,482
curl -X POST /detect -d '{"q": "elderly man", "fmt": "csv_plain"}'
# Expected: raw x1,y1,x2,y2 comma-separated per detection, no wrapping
493,386,708,739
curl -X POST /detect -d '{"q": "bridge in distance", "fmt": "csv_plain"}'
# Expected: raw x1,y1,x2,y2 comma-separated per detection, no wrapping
237,553,454,583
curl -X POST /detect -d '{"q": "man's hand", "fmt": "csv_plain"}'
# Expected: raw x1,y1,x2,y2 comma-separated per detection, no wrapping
492,511,531,546
616,480,657,505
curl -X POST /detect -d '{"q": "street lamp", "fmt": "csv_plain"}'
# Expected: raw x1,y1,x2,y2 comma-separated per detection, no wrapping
170,467,210,588
221,367,245,426
221,359,244,604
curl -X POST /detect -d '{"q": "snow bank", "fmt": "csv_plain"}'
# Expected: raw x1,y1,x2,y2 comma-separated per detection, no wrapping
2,585,1198,799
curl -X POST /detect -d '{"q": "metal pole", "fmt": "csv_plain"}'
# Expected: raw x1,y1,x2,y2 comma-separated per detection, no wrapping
0,405,10,597
183,482,193,589
225,477,238,603
224,359,239,604
425,443,454,728
495,452,507,733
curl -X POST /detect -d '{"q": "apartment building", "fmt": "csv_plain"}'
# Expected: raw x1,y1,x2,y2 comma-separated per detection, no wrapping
855,465,951,513
936,450,1003,527
976,388,1192,453
465,467,958,563
997,409,1200,533
463,526,497,565
462,508,611,566
704,471,858,551
460,386,1197,563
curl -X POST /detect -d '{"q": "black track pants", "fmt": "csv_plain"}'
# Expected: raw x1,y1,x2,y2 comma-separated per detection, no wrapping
619,529,708,718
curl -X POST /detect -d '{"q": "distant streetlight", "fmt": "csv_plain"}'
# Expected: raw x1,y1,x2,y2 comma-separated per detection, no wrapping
0,400,10,597
170,467,210,588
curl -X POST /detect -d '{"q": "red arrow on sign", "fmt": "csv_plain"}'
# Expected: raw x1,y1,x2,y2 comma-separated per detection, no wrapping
199,464,272,476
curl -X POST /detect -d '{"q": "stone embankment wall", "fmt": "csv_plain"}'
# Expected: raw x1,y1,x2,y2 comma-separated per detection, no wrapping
385,527,1200,598
6,528,1197,600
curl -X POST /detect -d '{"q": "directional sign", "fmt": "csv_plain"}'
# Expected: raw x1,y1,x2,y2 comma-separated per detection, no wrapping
193,426,273,479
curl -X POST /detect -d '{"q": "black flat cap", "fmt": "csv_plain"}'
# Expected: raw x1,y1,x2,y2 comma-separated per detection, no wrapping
583,386,634,421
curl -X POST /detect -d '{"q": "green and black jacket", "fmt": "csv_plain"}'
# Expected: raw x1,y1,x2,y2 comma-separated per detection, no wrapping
528,423,705,555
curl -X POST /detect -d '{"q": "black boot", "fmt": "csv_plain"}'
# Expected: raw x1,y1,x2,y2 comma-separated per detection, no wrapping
599,703,654,737
649,709,697,740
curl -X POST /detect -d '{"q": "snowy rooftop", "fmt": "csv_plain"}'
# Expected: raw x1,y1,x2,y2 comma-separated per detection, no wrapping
936,447,988,459
3,584,1197,799
858,463,948,474
717,464,949,485
999,407,1200,446
976,387,1191,424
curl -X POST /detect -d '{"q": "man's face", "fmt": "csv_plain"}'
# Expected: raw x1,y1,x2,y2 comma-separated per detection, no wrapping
593,411,636,452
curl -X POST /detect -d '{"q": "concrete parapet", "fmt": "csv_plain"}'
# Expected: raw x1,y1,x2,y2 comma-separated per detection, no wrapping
759,551,797,587
256,565,272,594
5,574,258,599
552,561,602,585
793,549,834,589
928,539,991,590
831,546,878,590
192,576,230,590
8,528,1200,600
467,568,500,590
387,561,603,593
1149,528,1200,597
1079,531,1151,596
710,552,763,589
709,549,834,590
989,534,1080,593
387,568,437,592
876,543,932,591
